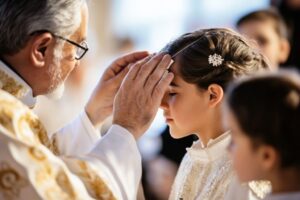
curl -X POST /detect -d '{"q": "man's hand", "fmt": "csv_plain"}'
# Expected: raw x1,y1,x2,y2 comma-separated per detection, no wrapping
85,51,149,127
113,53,174,139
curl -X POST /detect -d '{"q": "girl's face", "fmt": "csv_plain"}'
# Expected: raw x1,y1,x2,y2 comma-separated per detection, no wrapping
160,62,211,139
226,110,265,182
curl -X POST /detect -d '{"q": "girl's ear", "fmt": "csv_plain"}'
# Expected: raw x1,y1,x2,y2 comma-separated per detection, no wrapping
207,84,224,107
278,38,290,64
258,145,279,171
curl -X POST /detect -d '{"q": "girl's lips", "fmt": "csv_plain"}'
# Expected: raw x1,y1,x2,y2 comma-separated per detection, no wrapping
164,113,173,122
164,117,174,123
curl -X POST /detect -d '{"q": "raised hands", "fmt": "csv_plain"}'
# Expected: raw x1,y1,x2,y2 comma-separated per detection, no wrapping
113,53,174,139
85,51,149,127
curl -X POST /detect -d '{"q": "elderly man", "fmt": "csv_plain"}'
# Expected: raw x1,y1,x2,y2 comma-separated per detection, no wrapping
0,0,173,199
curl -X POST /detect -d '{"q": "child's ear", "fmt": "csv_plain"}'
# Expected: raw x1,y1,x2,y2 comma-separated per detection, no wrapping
207,84,224,107
258,145,278,171
30,32,54,68
278,38,290,64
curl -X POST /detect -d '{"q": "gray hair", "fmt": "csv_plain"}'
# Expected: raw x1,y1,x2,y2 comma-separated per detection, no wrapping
0,0,85,55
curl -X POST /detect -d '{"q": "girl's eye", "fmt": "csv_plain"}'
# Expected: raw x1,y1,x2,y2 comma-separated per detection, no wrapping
169,92,177,96
227,138,236,151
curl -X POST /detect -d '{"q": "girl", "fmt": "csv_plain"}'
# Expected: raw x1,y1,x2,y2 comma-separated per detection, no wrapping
226,71,300,200
159,28,269,200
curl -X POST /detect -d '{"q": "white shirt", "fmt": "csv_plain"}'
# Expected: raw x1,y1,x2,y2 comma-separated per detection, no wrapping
169,131,234,200
264,192,300,200
0,60,142,199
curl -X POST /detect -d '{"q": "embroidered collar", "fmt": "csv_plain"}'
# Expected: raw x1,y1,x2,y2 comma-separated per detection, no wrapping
0,60,36,107
187,131,231,161
265,191,300,200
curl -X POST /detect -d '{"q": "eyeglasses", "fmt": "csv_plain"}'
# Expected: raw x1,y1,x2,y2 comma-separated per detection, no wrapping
30,30,89,60
54,35,89,60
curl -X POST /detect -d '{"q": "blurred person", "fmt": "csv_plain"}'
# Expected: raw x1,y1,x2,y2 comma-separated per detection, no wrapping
225,70,300,200
236,8,290,69
0,0,174,199
272,0,300,68
160,28,269,200
114,36,135,55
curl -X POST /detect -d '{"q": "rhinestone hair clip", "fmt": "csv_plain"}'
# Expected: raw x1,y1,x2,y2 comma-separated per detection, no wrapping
208,53,224,67
170,36,224,68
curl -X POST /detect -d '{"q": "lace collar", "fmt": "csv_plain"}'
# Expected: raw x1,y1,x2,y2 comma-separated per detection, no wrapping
0,60,36,107
186,131,231,161
264,191,300,200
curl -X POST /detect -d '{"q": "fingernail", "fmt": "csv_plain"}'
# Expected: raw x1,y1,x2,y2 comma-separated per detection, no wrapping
167,59,174,70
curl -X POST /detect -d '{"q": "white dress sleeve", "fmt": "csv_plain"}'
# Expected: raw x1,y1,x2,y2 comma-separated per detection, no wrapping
53,111,101,156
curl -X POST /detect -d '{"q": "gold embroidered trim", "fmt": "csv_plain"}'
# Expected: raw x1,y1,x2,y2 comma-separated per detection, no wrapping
0,70,27,99
0,162,28,199
248,180,272,199
0,92,58,155
70,160,116,200
49,134,61,156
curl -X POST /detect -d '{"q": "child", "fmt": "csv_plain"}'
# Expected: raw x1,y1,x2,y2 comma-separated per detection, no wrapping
159,28,269,200
236,8,290,70
225,71,300,200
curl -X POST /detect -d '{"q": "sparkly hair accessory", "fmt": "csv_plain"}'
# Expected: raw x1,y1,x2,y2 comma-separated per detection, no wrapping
208,53,224,67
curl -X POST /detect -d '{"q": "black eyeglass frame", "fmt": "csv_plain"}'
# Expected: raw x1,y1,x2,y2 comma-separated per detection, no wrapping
54,34,89,60
30,30,89,60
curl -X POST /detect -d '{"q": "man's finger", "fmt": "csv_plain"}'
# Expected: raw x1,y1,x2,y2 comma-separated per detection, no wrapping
113,65,129,86
132,53,157,80
152,72,174,100
113,53,154,84
124,55,154,82
113,51,149,73
136,53,165,83
144,55,173,91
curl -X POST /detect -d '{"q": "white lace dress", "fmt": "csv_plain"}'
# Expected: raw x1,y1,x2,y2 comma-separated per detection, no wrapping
169,132,234,200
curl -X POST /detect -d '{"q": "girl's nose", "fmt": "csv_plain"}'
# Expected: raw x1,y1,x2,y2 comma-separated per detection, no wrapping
160,92,169,110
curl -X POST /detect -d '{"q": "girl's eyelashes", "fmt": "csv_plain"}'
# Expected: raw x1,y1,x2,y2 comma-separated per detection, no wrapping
168,86,178,96
169,92,177,96
227,137,236,152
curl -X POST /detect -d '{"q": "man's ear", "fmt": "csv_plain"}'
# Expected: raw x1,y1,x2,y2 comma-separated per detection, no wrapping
207,84,224,107
30,32,54,68
278,38,291,64
258,145,279,171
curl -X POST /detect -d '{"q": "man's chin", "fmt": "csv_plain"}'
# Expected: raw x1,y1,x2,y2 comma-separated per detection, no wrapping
44,84,65,100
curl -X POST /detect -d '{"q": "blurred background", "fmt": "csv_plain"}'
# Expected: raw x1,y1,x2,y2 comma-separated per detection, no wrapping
33,0,300,199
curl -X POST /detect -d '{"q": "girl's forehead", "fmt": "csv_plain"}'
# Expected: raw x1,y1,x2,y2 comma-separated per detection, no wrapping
169,59,180,74
169,63,188,87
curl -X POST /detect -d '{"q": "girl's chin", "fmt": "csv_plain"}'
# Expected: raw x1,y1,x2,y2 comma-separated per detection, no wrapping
168,127,191,139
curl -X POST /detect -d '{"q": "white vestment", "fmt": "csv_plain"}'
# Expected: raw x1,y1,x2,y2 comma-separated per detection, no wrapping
0,60,142,200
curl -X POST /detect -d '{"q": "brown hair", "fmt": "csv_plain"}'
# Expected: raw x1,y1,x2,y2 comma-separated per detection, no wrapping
227,70,300,169
161,28,269,90
236,8,289,40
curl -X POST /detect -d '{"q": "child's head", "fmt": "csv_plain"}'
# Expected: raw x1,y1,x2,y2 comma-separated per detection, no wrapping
160,28,269,140
226,71,300,183
237,8,290,69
